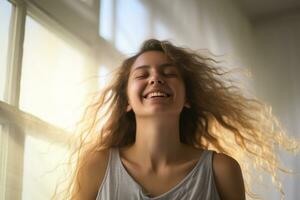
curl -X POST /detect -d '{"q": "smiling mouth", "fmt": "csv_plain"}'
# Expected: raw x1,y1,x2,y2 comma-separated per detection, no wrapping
143,91,171,99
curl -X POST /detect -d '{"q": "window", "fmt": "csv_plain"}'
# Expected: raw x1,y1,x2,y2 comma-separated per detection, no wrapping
20,16,91,130
20,15,96,199
99,0,114,42
22,136,69,200
0,1,13,101
0,1,102,199
99,0,150,54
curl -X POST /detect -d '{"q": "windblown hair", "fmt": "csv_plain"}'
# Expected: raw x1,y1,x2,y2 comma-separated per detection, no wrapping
57,39,299,200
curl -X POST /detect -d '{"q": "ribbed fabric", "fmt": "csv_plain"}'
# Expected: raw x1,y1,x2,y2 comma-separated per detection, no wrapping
96,148,221,200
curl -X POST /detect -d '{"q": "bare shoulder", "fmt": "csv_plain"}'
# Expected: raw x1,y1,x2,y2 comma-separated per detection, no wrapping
74,148,110,200
85,148,110,171
212,152,245,200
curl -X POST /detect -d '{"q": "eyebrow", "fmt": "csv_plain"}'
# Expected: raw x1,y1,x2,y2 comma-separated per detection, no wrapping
132,63,175,72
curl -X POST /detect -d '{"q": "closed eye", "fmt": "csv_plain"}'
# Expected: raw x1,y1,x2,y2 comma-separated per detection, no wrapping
164,73,178,77
135,73,148,79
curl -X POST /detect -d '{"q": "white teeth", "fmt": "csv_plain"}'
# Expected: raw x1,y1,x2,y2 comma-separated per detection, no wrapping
147,92,168,98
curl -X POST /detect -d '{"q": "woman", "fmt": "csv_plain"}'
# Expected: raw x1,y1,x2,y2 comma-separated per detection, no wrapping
65,39,298,200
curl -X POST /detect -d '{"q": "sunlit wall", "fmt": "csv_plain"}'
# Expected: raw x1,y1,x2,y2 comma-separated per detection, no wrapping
253,12,300,200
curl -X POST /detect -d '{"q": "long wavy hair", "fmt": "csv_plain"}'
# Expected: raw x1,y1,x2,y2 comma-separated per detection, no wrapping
57,39,299,200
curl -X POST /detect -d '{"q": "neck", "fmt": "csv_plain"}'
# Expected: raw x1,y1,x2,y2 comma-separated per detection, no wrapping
130,116,185,172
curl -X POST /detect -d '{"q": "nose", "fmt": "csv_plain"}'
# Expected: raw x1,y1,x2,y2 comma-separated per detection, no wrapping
149,74,165,85
150,79,164,85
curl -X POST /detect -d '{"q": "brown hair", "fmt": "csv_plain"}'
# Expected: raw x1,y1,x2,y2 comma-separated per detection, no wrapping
58,39,299,200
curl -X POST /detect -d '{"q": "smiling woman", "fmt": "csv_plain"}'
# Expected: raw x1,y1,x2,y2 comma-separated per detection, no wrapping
58,39,299,200
126,51,187,116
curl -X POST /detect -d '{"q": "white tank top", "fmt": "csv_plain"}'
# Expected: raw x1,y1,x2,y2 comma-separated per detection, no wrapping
96,148,221,200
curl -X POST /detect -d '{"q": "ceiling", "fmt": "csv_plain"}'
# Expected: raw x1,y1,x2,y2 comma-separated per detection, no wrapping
236,0,300,22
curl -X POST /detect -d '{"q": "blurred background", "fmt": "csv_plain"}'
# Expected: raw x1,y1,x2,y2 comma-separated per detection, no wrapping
0,0,299,199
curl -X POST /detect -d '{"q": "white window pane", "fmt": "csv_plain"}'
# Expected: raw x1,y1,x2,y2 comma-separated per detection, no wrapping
115,0,149,54
20,16,92,130
99,0,114,41
0,1,13,102
22,135,69,200
99,0,150,54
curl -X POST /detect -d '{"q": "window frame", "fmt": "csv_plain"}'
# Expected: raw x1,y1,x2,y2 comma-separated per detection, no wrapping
1,1,26,199
0,0,122,199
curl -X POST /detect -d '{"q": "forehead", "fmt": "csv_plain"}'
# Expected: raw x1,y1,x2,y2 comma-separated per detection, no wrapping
131,51,173,71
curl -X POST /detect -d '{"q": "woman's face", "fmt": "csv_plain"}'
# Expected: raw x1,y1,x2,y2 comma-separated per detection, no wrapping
126,51,187,117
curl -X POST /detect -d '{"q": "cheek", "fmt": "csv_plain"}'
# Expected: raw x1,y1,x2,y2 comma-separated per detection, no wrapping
181,87,187,101
177,84,187,104
127,80,144,101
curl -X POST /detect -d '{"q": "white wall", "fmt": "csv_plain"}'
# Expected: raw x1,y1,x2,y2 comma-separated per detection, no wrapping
152,0,256,62
141,0,251,64
252,12,300,200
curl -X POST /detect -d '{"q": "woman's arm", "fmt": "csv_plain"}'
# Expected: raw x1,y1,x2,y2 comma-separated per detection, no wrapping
213,153,246,200
72,149,110,200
